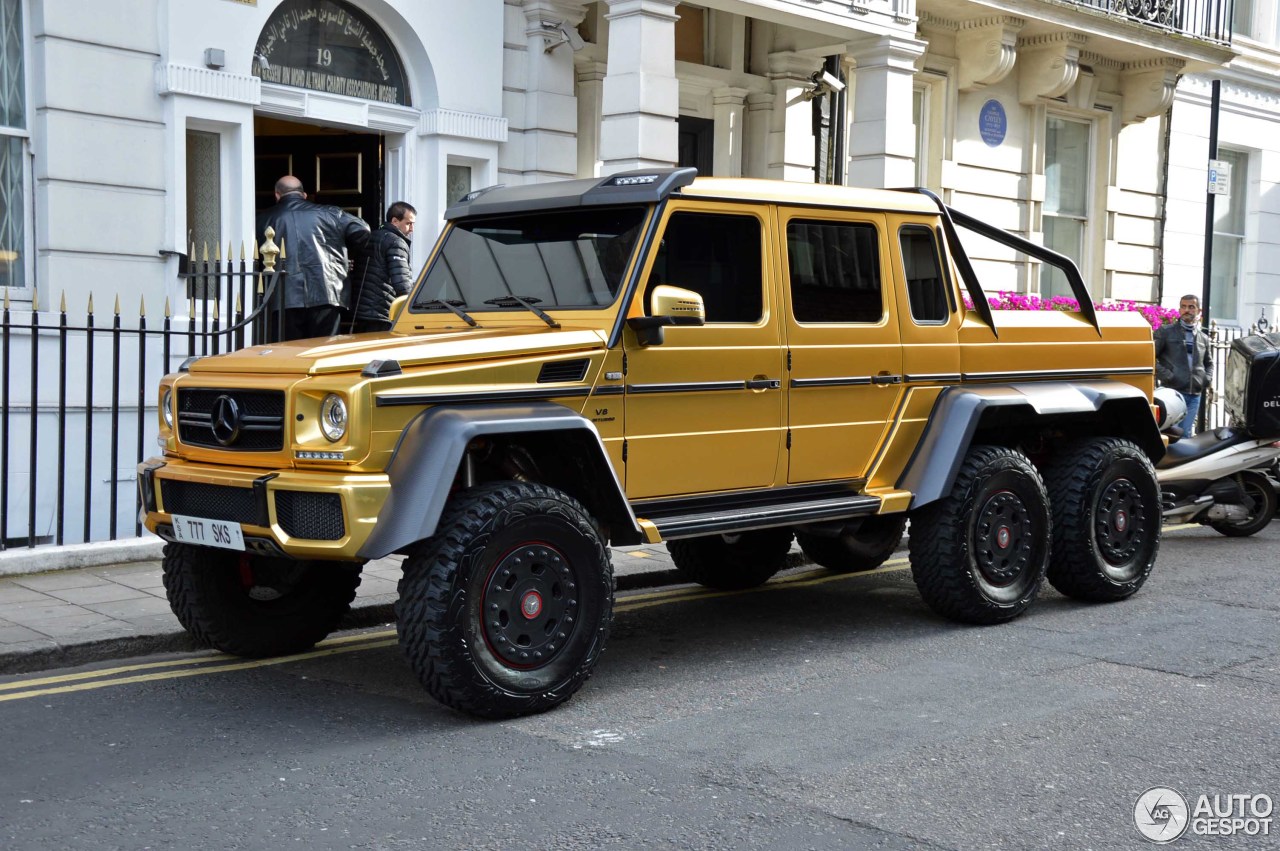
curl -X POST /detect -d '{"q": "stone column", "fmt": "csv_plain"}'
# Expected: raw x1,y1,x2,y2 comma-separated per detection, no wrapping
766,52,824,182
712,87,749,177
520,0,590,182
599,0,680,173
745,92,773,178
576,59,607,177
846,34,927,189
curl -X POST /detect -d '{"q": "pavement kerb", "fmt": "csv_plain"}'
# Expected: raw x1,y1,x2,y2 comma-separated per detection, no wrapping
0,537,166,578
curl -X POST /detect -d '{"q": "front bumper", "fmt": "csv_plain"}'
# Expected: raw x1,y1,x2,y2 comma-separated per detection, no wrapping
138,457,391,561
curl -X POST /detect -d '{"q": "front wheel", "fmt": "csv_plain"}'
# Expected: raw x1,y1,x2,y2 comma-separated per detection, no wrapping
395,482,613,719
908,446,1050,624
161,543,362,658
667,528,793,590
1208,469,1279,537
1042,437,1161,602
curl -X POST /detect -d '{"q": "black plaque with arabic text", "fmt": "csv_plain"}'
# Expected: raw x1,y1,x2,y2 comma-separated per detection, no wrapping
253,0,410,106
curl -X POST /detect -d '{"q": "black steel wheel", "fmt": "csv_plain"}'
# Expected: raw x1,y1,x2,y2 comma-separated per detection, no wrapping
908,445,1050,624
1042,437,1161,602
161,543,361,658
1208,469,1278,537
395,482,613,719
667,528,793,590
797,515,906,573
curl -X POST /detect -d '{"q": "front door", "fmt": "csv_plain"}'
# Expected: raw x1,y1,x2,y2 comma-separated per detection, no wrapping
623,203,785,499
781,209,904,484
255,121,384,227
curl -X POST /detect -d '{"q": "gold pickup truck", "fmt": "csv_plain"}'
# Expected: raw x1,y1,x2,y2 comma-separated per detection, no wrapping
140,169,1163,718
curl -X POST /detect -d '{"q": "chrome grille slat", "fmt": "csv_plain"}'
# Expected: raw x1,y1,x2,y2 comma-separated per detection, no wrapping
177,388,285,451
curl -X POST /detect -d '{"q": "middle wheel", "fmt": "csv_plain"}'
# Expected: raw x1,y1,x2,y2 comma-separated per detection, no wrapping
667,528,793,590
908,445,1051,624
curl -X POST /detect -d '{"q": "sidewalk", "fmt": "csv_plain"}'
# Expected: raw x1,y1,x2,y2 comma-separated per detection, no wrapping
0,537,811,675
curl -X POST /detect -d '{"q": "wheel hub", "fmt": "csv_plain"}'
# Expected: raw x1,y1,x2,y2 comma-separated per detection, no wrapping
482,544,577,669
975,490,1032,586
1096,478,1145,564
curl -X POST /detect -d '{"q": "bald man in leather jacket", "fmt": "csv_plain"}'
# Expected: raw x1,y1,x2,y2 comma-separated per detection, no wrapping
257,175,371,341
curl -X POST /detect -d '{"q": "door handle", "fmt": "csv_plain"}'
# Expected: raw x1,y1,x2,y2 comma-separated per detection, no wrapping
746,378,781,390
871,374,902,385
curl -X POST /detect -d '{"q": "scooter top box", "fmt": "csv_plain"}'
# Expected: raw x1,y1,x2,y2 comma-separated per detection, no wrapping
1224,332,1280,438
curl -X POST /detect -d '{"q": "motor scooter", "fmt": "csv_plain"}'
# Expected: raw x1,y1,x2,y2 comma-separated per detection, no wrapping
1154,387,1280,536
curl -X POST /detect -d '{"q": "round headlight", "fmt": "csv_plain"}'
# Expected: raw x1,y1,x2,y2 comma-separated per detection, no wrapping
320,394,348,442
161,388,174,429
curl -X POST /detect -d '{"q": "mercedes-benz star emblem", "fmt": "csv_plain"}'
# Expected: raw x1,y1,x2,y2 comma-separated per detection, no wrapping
210,395,242,446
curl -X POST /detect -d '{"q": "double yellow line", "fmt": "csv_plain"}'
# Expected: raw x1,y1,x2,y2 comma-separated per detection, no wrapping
0,560,912,704
0,523,1204,704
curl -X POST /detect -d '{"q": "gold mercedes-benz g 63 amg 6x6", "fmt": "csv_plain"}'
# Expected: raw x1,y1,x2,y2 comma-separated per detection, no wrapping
141,169,1163,718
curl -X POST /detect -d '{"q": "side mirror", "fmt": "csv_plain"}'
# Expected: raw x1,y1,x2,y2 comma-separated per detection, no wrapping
626,285,705,346
389,294,409,323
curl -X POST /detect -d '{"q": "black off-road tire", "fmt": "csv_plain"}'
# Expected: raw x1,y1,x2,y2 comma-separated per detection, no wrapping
395,482,613,719
908,445,1051,624
161,543,361,658
667,528,793,590
1208,469,1278,537
1042,437,1161,602
797,515,907,573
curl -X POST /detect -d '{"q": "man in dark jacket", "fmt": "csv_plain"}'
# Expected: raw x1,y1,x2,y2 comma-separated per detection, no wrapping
349,201,416,333
257,175,371,341
1154,293,1213,435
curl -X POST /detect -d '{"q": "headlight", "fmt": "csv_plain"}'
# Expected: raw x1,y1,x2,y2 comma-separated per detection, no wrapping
320,394,348,442
161,388,174,429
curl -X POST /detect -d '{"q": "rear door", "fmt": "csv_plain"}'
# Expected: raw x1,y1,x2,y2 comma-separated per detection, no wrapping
780,209,903,485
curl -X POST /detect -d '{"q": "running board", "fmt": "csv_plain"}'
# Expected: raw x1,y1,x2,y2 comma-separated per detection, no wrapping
640,493,882,540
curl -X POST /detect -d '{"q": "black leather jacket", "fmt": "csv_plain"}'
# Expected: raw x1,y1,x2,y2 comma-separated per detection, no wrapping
1154,320,1212,395
351,224,413,323
256,194,371,310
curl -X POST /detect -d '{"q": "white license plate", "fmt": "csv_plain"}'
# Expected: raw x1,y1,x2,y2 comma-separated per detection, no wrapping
170,514,246,551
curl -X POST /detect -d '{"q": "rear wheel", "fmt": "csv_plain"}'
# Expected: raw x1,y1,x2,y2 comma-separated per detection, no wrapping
1208,469,1278,537
396,482,613,719
797,515,906,573
908,446,1050,624
161,543,361,658
667,529,793,590
1042,437,1161,602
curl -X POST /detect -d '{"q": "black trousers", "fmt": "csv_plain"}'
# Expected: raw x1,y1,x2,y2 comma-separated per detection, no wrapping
349,317,393,334
281,306,343,341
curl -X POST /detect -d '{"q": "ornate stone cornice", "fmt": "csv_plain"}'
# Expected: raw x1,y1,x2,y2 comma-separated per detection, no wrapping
917,11,957,31
419,108,509,142
956,16,1025,92
156,63,261,105
1080,51,1124,72
1121,57,1184,124
1018,33,1088,104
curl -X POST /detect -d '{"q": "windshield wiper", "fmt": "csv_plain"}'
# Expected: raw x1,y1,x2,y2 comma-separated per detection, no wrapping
419,299,478,327
483,295,560,329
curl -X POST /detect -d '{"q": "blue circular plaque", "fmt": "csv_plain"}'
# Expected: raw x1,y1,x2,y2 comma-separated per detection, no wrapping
979,99,1007,147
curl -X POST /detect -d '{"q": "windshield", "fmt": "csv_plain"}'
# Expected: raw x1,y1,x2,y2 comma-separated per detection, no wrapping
411,205,648,312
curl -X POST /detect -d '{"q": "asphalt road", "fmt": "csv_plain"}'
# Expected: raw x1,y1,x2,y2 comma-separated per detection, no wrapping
1,524,1277,850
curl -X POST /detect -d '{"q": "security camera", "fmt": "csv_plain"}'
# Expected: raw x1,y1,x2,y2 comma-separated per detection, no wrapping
816,70,845,94
253,51,270,73
541,21,585,53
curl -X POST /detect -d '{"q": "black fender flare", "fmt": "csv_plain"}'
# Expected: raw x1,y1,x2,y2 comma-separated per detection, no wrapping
357,403,640,558
898,381,1164,510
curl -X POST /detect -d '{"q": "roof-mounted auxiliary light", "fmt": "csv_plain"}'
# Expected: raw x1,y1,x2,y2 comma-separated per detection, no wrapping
610,174,660,186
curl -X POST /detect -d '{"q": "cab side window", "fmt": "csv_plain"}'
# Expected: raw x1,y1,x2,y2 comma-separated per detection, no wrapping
900,225,951,324
787,220,882,323
647,212,762,323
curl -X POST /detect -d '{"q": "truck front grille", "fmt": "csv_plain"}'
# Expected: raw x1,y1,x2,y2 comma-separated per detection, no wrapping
275,491,346,540
160,480,258,525
177,388,286,451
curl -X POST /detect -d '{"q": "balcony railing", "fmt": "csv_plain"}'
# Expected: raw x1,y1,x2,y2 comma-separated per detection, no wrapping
1067,0,1234,44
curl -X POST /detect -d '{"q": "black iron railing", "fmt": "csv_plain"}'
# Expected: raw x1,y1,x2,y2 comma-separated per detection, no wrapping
1068,0,1234,43
0,252,287,550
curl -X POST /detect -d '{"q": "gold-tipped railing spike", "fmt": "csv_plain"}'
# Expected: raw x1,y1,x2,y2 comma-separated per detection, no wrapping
202,242,209,263
164,297,171,319
189,297,196,319
253,240,260,261
189,241,196,260
279,238,287,260
113,294,121,316
212,299,220,320
240,241,247,262
88,292,94,314
235,293,243,313
4,288,9,311
261,226,280,272
226,241,234,264
32,286,37,311
139,295,146,317
60,291,67,313
214,241,221,263
257,272,265,294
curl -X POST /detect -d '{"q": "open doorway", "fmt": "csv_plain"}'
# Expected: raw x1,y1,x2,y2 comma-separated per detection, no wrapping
254,117,385,228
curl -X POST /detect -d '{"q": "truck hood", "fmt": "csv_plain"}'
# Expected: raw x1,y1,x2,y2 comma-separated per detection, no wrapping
187,325,609,376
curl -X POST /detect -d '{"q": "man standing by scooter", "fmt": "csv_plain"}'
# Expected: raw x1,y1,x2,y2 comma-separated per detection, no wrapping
1155,294,1212,435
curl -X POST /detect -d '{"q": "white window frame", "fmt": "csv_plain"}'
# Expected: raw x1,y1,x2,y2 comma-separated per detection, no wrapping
1209,147,1248,325
0,0,31,299
1040,112,1095,299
